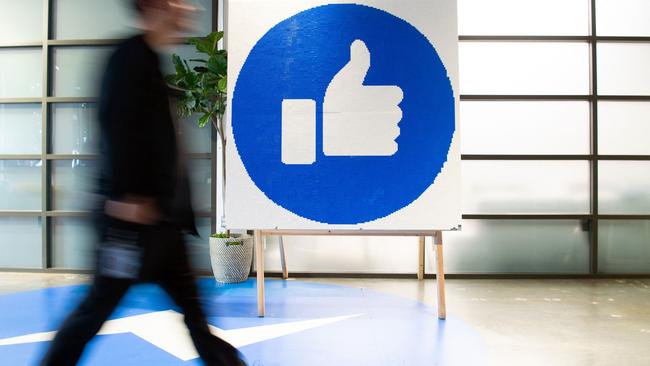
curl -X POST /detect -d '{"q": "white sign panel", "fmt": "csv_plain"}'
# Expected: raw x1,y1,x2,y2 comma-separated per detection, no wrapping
226,0,460,230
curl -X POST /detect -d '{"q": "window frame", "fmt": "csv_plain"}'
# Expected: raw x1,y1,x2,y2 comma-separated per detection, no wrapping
0,0,218,270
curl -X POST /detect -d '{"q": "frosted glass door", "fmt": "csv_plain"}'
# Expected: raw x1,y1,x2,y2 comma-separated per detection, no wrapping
599,220,650,274
599,162,650,214
0,49,42,98
458,0,589,36
596,0,650,36
52,217,95,269
53,0,135,40
0,217,42,268
0,0,43,43
462,161,590,214
461,101,590,155
51,103,99,154
0,104,42,154
598,44,650,96
459,42,590,95
51,160,98,211
0,160,42,210
445,220,590,274
50,47,112,97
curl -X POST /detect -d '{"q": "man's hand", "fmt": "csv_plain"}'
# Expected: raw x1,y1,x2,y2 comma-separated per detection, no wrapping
104,195,161,225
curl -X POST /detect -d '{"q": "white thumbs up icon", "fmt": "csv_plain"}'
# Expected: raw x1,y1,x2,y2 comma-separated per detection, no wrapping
281,40,404,165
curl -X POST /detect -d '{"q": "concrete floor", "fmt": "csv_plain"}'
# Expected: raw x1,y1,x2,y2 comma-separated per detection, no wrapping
1,273,649,366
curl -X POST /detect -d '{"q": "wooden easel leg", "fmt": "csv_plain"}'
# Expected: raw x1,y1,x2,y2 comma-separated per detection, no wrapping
417,236,425,280
279,235,289,280
434,231,446,320
255,230,265,317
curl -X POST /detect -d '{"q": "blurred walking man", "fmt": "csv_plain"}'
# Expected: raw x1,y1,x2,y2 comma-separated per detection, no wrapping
40,1,246,365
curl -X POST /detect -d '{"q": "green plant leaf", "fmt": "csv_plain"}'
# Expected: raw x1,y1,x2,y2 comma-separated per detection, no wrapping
170,32,228,126
165,74,178,83
205,88,220,98
211,232,230,238
207,54,227,76
171,54,187,75
167,83,189,93
198,113,211,128
184,72,199,89
217,77,227,93
206,31,224,53
189,37,210,54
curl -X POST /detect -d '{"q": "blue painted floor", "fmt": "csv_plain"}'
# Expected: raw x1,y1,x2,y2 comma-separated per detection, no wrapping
0,279,485,365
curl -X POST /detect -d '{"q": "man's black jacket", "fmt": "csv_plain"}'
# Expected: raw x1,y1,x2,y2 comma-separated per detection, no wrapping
97,35,197,235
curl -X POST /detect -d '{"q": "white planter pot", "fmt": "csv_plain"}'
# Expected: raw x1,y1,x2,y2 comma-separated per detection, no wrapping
209,235,253,283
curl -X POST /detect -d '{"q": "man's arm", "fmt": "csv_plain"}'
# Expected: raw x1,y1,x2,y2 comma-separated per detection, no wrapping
100,47,161,224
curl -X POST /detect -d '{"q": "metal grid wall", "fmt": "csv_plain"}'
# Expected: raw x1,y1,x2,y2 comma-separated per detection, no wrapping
0,0,218,271
1,1,649,276
459,0,650,276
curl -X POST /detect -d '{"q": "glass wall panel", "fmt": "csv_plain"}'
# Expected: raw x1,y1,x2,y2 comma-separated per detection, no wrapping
596,0,650,37
51,103,99,154
459,42,590,95
179,115,212,154
461,101,590,155
51,160,99,211
52,217,95,269
597,43,650,96
0,217,42,268
50,47,112,97
458,0,589,36
187,159,212,213
52,0,212,40
445,220,590,274
599,161,650,214
52,0,136,40
0,160,41,210
0,104,42,154
0,48,42,98
0,0,216,270
599,220,650,274
598,102,650,155
0,0,43,43
186,217,212,271
184,0,214,37
462,161,590,214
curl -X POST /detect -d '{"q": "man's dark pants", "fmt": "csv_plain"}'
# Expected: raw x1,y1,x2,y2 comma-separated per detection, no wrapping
40,218,241,366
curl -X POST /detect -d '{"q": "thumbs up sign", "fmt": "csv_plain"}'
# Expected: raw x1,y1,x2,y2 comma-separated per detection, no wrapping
281,40,403,165
324,40,404,156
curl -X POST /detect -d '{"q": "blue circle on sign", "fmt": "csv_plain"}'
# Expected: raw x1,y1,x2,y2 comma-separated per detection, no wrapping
232,4,455,224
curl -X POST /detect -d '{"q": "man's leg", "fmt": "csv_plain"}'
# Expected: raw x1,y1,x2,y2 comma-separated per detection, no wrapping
159,232,245,366
40,276,131,366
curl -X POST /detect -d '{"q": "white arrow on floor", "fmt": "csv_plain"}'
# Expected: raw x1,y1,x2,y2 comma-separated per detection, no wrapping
0,310,362,361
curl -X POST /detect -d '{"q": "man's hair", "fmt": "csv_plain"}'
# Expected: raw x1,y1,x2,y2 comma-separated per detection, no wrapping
132,0,164,14
132,0,144,13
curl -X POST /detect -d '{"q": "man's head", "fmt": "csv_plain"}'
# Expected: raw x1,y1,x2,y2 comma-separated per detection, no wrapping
132,0,196,44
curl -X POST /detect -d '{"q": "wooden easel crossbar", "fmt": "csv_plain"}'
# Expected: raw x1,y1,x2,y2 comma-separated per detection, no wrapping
253,229,447,319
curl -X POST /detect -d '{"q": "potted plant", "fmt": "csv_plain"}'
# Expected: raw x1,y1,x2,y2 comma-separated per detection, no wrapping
208,233,253,283
166,31,253,283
